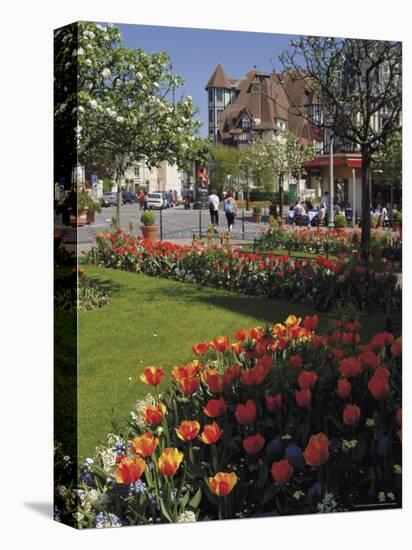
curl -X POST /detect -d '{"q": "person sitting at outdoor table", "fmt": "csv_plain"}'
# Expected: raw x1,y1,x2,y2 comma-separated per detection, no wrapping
318,202,326,225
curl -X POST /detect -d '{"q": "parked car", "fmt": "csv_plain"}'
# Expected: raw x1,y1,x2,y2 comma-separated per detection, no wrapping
100,192,123,207
147,192,167,209
122,191,138,204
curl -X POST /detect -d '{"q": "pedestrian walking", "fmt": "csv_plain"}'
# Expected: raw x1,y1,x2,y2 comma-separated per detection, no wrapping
208,188,220,229
143,191,148,211
224,191,237,232
138,191,145,211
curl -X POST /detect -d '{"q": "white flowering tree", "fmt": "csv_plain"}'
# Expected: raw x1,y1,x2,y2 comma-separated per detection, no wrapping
256,131,315,221
54,21,206,225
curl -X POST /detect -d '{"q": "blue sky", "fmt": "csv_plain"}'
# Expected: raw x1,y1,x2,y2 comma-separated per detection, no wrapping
117,23,298,137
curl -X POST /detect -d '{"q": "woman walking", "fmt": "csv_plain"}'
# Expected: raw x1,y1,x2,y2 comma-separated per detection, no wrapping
224,191,237,232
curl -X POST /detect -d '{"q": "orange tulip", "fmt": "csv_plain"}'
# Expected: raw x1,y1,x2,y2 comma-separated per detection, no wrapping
242,433,266,455
143,403,165,426
343,404,361,426
285,315,301,327
298,370,318,389
235,400,257,425
115,456,146,484
158,447,183,477
304,433,330,467
304,314,318,332
131,432,159,457
265,393,283,412
178,376,200,395
192,341,209,356
202,368,225,393
336,378,351,399
235,328,250,341
339,357,362,378
203,396,228,418
199,422,224,445
208,472,237,497
271,459,294,485
171,361,202,382
295,388,312,408
210,335,230,353
139,366,165,386
175,420,201,441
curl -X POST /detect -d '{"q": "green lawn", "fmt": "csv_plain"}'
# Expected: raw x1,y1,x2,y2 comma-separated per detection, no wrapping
57,265,386,458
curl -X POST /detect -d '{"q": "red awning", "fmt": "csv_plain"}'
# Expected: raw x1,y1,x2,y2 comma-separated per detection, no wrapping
306,157,362,168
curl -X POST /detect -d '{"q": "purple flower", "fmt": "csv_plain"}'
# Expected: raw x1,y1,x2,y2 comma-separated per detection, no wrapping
285,444,304,470
377,436,390,456
265,437,284,460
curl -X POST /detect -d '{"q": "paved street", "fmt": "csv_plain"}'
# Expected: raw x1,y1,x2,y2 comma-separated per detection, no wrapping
55,204,271,251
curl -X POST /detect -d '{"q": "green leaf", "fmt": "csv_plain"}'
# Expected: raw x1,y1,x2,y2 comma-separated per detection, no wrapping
188,487,202,511
257,463,269,489
262,482,279,504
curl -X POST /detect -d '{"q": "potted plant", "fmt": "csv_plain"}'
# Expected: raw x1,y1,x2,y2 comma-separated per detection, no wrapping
140,210,158,241
392,210,402,233
333,214,347,233
86,198,102,224
252,205,262,223
61,191,90,227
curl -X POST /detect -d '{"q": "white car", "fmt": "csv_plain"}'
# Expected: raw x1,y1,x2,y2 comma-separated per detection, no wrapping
147,192,166,209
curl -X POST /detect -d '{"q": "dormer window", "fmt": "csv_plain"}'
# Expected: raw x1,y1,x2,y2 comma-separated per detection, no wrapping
242,117,251,130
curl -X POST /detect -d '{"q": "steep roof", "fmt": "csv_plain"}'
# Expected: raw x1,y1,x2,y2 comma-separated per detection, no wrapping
205,64,231,90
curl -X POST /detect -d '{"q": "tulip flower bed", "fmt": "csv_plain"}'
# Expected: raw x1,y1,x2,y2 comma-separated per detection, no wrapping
86,231,399,311
55,315,402,528
257,226,400,257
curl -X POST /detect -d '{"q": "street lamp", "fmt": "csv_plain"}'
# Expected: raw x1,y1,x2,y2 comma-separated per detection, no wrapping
328,133,335,229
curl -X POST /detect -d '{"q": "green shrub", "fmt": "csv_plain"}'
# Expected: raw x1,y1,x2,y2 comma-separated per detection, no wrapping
253,206,262,214
393,210,402,224
141,210,156,226
334,214,347,228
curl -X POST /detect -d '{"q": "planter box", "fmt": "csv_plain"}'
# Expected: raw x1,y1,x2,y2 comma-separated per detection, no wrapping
252,213,262,223
141,225,159,241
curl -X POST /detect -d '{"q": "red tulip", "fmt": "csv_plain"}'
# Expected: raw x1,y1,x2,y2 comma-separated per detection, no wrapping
235,400,257,425
210,335,230,353
242,433,266,455
298,371,318,389
288,353,303,370
336,378,351,399
304,314,318,332
343,404,361,426
295,388,312,408
202,368,225,393
304,433,330,467
178,376,200,395
265,393,283,412
203,397,228,418
368,368,390,400
192,341,209,356
339,357,362,378
271,459,294,485
115,457,146,484
143,403,165,426
358,350,380,370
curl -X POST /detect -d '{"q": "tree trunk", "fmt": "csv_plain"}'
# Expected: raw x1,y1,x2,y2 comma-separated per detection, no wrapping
116,176,122,229
279,174,284,226
360,147,371,257
246,167,250,211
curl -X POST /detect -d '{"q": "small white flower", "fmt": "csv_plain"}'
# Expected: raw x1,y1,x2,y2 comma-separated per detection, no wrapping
116,116,125,123
63,455,70,462
177,511,196,523
378,491,386,502
394,464,402,474
85,59,92,67
78,106,85,113
89,99,98,109
101,68,111,79
153,81,159,88
59,103,67,112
